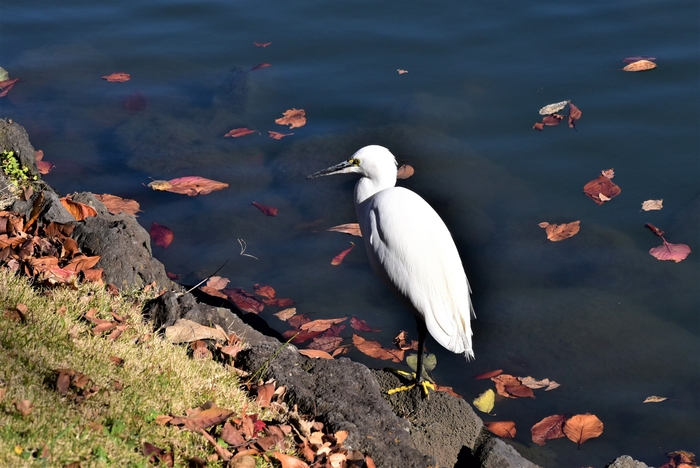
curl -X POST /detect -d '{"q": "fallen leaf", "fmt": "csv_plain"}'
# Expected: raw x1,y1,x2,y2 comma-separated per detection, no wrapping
542,114,564,126
300,317,347,333
583,174,621,205
34,150,54,175
643,395,668,403
641,199,663,211
0,78,20,97
539,100,569,115
434,385,463,398
251,63,272,71
623,60,656,72
60,197,97,221
224,128,257,138
184,405,235,430
275,108,306,129
352,334,403,362
253,284,276,299
255,382,275,407
492,374,535,398
273,452,309,468
254,42,272,47
393,331,418,351
544,381,560,391
350,316,379,332
327,223,362,237
649,241,691,263
102,72,131,82
662,450,696,468
225,288,265,314
485,421,516,438
263,297,294,307
94,194,141,216
563,413,604,447
518,377,552,389
396,164,414,179
164,319,229,343
252,201,278,216
268,131,293,140
14,399,33,416
274,307,297,321
298,349,334,359
533,122,545,131
531,414,567,446
397,69,409,74
538,220,580,241
331,242,355,265
474,369,503,380
206,276,230,290
287,313,310,329
148,176,229,196
307,336,343,353
568,102,582,129
473,389,495,413
150,222,174,249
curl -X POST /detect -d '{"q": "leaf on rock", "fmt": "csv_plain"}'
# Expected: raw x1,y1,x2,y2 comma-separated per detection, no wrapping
224,128,258,138
649,241,691,263
623,60,656,72
252,201,278,216
352,334,403,362
538,220,580,241
473,389,495,414
94,194,141,216
150,222,174,249
298,349,334,359
397,164,414,179
583,173,621,205
641,199,663,211
643,395,668,403
275,108,306,129
60,197,97,221
562,413,604,447
327,223,362,237
331,242,355,265
485,421,516,438
531,414,567,446
102,72,131,82
269,131,293,140
148,176,228,196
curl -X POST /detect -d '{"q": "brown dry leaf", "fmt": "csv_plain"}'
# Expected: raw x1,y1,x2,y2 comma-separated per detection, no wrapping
108,355,124,366
0,388,7,403
562,413,604,447
327,223,362,237
275,108,306,129
251,63,272,71
641,199,663,211
542,114,564,126
531,414,567,446
255,383,275,408
518,377,551,389
164,319,229,343
60,197,97,221
434,385,463,398
350,316,379,332
148,176,229,196
328,453,346,468
397,164,414,179
150,222,174,249
102,72,130,82
649,241,691,263
352,334,403,362
308,336,343,353
35,150,54,175
224,128,258,138
224,288,265,314
94,194,141,216
0,78,19,97
300,317,347,333
538,220,580,241
206,276,230,290
393,331,418,351
253,284,276,299
14,399,33,416
331,242,355,265
184,405,235,431
269,131,293,140
274,307,297,321
623,60,656,72
220,421,246,446
533,122,545,131
568,102,582,129
199,285,228,300
273,451,310,468
64,254,101,272
474,369,503,380
583,174,621,205
643,395,668,403
254,42,272,47
491,374,535,398
252,201,278,217
298,349,334,359
485,421,516,438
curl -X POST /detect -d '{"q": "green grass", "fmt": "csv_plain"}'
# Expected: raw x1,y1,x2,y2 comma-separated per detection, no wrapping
0,269,276,467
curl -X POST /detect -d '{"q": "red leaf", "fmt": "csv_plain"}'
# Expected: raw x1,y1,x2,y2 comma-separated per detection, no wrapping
35,150,54,175
251,63,272,71
645,223,665,237
268,131,293,140
531,414,567,446
263,297,294,307
533,122,545,131
350,316,379,332
0,78,20,98
150,222,174,249
649,241,691,263
331,242,355,265
148,176,229,196
300,317,347,333
252,201,278,216
102,72,130,82
224,128,257,138
224,288,264,314
583,174,621,205
254,42,272,47
352,334,403,363
485,421,516,438
542,115,563,126
254,284,276,299
568,102,582,129
327,223,362,237
474,369,503,380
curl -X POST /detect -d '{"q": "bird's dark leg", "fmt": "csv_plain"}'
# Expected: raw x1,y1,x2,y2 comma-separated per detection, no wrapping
387,317,435,397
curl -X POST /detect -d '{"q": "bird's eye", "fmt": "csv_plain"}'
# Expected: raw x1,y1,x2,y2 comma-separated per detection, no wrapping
350,158,360,166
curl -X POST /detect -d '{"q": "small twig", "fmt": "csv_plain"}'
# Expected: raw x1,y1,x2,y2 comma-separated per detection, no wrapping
238,238,258,260
197,427,233,460
184,260,229,295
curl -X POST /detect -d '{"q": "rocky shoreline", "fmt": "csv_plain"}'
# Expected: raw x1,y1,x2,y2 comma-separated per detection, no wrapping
1,118,652,467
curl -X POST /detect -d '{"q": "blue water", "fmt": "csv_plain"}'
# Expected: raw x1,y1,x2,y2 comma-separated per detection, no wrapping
2,0,699,466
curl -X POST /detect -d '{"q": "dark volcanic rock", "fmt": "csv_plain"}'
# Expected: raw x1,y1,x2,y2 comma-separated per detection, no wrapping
605,456,652,468
0,119,41,177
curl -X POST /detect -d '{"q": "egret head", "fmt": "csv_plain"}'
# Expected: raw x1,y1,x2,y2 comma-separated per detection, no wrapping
307,145,398,181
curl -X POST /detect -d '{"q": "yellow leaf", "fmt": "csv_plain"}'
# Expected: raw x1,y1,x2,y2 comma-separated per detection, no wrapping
473,388,495,413
14,445,23,455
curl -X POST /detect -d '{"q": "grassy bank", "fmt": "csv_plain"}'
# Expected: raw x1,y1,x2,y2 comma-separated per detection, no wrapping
0,269,274,467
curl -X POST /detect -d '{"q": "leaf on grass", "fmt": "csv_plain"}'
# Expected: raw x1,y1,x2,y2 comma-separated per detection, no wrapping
102,72,130,82
473,389,495,414
184,406,235,431
150,222,174,249
300,317,347,333
274,307,297,321
64,255,101,272
299,349,334,359
643,395,668,403
252,201,278,216
397,164,414,179
331,242,355,265
562,413,603,447
538,220,580,241
485,421,516,438
649,241,691,263
275,108,306,129
583,172,621,205
148,176,229,196
350,316,379,332
34,150,54,175
474,369,503,380
14,399,33,416
623,60,656,72
641,199,663,211
164,319,229,343
60,197,97,221
269,131,293,140
539,100,569,116
251,63,272,71
352,334,403,362
327,223,362,237
255,382,276,407
531,414,567,446
94,194,141,216
568,102,582,129
273,452,310,468
224,128,258,138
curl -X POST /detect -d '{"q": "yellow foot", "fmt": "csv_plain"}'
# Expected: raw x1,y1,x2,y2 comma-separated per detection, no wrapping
386,370,435,398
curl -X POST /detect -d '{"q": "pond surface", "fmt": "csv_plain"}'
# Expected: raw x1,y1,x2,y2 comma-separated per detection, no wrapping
2,0,699,466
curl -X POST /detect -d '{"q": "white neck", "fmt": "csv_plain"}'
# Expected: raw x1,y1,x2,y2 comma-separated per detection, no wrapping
354,171,396,204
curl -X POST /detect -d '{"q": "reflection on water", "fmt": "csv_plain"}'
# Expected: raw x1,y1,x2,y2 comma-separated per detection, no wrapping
1,0,698,465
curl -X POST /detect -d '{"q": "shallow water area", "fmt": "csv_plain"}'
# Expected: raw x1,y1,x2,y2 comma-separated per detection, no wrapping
2,0,699,466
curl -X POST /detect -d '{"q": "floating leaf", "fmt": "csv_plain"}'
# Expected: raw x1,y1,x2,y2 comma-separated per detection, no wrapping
0,78,19,97
150,222,173,249
485,421,516,438
224,288,265,314
492,374,535,398
254,42,272,47
253,283,275,299
331,242,355,265
397,69,408,74
352,334,403,362
300,317,347,333
538,220,580,242
252,201,278,216
568,102,582,129
533,122,545,131
251,63,272,71
583,172,621,205
531,414,567,446
298,349,334,359
224,128,257,138
474,369,503,380
542,114,564,126
643,395,668,403
350,316,379,332
148,176,229,196
35,150,54,175
623,60,656,72
327,223,362,237
562,413,604,447
473,389,495,414
275,108,306,129
649,241,691,263
206,276,230,290
102,72,130,82
268,131,293,140
539,100,569,115
641,199,663,211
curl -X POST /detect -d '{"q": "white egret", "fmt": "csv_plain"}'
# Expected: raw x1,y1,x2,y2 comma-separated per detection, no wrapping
308,145,474,394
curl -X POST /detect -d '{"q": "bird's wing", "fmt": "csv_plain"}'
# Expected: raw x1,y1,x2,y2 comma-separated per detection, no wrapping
359,187,474,357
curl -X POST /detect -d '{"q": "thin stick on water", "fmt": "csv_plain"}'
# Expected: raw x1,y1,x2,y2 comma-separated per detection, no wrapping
238,238,258,260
